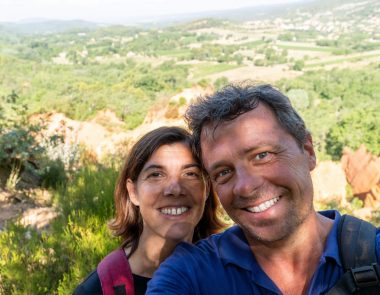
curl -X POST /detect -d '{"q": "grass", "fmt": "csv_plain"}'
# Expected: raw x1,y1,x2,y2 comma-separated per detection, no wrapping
0,164,120,295
243,40,267,49
5,164,21,191
155,48,194,58
190,62,243,78
305,52,380,68
277,44,336,52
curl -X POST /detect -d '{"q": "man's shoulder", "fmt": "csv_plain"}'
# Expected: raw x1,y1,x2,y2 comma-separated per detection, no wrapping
324,211,380,261
176,225,237,251
169,225,244,263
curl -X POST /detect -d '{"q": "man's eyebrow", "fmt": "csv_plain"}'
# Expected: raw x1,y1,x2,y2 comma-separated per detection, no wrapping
241,143,282,155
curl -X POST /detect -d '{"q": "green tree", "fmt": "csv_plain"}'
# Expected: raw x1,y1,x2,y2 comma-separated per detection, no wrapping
326,108,380,159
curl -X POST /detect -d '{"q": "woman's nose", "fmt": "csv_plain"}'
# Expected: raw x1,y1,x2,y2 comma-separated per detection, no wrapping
163,178,184,197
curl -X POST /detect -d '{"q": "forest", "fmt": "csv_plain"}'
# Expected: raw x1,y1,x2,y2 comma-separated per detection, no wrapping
0,0,379,293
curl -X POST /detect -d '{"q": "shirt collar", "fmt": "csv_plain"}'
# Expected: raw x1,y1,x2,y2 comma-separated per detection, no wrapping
318,210,342,267
217,210,342,269
217,225,255,270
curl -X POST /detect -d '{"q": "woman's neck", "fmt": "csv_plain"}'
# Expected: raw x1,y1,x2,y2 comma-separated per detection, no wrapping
127,233,184,278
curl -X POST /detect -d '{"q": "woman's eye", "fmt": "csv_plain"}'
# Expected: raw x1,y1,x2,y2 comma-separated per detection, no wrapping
184,170,201,178
148,171,162,178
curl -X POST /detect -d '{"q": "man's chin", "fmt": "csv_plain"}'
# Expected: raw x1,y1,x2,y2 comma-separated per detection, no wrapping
241,226,288,244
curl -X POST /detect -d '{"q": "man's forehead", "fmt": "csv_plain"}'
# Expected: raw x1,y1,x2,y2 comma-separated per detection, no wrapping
200,121,225,144
199,105,292,150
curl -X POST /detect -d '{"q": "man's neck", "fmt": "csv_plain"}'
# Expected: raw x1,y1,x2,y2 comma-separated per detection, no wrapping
248,212,334,295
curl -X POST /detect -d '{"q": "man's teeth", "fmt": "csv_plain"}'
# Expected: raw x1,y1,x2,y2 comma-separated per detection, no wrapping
160,207,189,216
247,197,280,213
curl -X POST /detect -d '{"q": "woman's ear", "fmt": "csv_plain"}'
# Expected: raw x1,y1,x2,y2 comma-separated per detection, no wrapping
127,179,139,206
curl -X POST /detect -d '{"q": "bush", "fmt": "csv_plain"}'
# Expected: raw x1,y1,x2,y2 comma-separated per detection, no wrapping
292,60,305,71
0,165,120,294
0,92,71,189
0,93,45,167
213,77,229,90
40,160,68,189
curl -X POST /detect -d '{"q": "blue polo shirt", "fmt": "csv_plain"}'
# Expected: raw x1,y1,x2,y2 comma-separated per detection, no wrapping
147,210,380,295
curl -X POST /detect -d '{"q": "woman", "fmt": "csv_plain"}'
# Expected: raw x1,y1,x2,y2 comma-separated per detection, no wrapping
73,126,225,295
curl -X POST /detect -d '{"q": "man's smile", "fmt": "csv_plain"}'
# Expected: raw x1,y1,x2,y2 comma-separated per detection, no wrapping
245,196,280,213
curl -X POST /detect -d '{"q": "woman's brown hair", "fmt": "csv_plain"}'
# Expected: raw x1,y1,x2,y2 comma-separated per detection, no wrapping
108,126,225,257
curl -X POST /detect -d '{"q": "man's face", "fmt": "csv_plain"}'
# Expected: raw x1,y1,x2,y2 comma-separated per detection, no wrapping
200,103,316,243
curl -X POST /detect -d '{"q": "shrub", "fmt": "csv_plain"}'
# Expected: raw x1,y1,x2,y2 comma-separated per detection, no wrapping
0,92,72,189
0,165,119,294
213,77,229,90
292,60,305,71
40,159,68,189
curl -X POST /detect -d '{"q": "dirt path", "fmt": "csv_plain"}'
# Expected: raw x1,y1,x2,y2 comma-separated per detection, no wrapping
0,189,56,231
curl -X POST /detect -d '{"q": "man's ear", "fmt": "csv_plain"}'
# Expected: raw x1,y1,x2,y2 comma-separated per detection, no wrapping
303,133,316,171
127,179,139,206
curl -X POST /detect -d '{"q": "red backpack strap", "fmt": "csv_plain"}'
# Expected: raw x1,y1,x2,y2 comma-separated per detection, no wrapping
97,248,135,295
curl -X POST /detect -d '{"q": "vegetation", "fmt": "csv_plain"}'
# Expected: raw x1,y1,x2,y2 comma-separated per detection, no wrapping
1,0,379,293
0,55,189,129
0,91,68,190
0,165,119,294
277,65,380,160
316,33,380,54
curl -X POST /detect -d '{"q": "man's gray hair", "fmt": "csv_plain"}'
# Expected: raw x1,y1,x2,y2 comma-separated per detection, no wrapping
185,83,309,157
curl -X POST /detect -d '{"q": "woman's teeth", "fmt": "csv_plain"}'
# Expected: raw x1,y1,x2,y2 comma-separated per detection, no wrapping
160,207,189,216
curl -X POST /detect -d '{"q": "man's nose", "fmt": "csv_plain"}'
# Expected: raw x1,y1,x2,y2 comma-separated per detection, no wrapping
232,166,263,198
163,177,184,197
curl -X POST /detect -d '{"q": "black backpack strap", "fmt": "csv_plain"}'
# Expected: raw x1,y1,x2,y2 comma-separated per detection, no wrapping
327,215,380,294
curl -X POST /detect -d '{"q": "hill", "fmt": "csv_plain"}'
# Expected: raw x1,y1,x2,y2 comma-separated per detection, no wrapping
0,19,101,35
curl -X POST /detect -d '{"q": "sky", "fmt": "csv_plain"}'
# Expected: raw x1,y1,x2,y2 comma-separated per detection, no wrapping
0,0,302,23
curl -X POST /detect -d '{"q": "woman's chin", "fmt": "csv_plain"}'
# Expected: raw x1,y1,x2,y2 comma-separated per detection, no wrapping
163,224,194,243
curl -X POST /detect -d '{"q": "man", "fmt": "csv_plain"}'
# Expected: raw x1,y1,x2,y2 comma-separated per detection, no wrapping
146,84,380,294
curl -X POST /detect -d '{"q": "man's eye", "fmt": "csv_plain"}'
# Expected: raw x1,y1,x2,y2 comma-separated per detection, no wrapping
255,152,268,160
214,169,232,183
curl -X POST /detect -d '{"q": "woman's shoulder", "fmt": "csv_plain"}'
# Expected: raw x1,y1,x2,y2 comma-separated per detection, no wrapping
72,265,151,295
73,270,102,295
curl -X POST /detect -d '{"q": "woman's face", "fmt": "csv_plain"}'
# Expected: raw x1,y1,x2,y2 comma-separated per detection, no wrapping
127,142,207,243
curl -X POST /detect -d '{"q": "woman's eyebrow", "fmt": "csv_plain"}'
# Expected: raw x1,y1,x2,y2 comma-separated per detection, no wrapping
141,164,163,172
142,163,200,172
183,163,201,169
